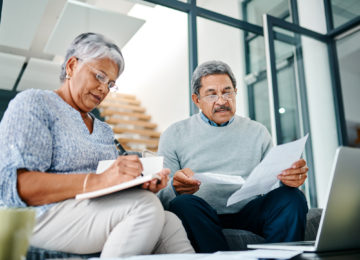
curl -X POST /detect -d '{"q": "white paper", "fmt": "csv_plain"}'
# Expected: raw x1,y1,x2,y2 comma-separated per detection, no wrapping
88,249,302,260
96,157,164,176
227,135,308,206
216,249,303,259
75,156,163,200
193,172,245,185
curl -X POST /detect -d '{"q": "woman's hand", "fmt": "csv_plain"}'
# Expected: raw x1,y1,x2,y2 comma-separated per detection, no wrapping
141,168,170,193
99,155,143,188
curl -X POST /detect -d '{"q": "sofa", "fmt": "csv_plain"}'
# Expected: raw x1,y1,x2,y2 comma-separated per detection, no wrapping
26,208,322,260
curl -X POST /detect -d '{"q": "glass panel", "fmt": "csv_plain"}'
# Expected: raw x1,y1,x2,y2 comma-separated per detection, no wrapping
243,0,290,26
246,35,271,132
248,35,267,72
331,0,360,28
252,79,271,132
197,0,242,19
197,17,245,115
273,40,300,143
269,25,339,208
336,29,360,147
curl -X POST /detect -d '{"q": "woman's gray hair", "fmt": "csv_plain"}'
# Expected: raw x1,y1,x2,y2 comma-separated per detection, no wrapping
191,60,237,96
60,32,125,82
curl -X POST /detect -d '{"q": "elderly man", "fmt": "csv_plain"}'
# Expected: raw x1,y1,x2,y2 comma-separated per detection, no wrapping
157,60,309,253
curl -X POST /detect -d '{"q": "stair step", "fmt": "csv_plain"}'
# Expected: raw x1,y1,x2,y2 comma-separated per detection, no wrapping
107,118,157,129
117,138,159,147
104,96,141,106
101,109,151,121
107,92,136,100
113,127,161,137
99,102,145,113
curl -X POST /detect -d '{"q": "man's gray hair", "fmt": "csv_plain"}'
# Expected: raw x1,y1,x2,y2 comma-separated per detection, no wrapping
60,32,125,82
191,60,237,96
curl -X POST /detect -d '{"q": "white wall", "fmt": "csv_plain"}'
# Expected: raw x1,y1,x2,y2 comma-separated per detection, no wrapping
298,0,339,207
117,5,189,132
197,0,248,116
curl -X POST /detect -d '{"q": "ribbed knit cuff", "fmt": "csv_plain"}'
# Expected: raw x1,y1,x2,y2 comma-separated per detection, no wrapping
171,179,180,196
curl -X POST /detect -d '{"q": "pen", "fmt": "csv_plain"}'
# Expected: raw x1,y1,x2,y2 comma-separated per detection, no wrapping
114,139,128,156
114,139,143,177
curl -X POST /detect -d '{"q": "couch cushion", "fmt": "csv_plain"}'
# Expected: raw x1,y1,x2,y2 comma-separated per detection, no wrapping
305,208,323,241
223,208,323,250
223,229,265,250
26,246,100,260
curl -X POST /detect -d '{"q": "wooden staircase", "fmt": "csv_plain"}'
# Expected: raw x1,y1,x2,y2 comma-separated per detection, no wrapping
98,92,160,152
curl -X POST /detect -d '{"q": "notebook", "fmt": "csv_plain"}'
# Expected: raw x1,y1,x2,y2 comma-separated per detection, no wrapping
75,156,163,200
248,146,360,252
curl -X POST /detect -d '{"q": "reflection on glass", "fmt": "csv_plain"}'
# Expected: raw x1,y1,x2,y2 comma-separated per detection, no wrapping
252,79,271,132
249,36,267,73
275,58,300,143
336,29,360,147
246,35,271,132
244,0,290,26
197,0,243,19
267,38,301,143
331,0,360,28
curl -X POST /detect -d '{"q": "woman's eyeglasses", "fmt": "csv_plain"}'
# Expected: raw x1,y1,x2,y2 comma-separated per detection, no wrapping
85,64,118,91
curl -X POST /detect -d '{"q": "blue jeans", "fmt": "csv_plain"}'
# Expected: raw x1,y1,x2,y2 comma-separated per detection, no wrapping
168,186,308,253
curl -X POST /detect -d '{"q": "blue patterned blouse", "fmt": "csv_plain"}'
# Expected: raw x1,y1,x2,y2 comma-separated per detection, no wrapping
0,89,118,217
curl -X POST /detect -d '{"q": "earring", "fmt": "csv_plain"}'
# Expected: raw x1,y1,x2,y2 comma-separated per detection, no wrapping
65,74,71,79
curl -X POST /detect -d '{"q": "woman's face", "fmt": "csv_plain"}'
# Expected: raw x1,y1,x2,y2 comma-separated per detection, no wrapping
67,57,119,113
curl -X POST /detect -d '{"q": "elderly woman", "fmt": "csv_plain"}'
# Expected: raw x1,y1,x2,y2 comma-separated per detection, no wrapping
0,32,194,257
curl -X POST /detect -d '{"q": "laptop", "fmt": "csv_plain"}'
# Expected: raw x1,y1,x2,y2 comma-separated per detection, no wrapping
248,146,360,252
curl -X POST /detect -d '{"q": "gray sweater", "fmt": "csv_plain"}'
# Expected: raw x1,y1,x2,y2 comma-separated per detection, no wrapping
157,113,273,214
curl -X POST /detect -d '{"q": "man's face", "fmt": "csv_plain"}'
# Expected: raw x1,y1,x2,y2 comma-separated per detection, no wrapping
192,74,237,125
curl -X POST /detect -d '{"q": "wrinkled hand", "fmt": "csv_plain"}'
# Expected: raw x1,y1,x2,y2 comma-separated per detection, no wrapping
277,159,308,187
173,168,201,194
141,168,170,193
101,155,143,187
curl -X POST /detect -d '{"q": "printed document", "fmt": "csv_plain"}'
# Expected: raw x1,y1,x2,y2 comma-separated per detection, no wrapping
227,135,308,206
76,156,163,200
194,172,245,185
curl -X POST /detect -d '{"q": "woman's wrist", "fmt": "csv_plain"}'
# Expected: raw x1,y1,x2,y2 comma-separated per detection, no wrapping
82,174,91,193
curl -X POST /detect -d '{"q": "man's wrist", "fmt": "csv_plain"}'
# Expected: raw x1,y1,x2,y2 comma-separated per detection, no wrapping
171,179,180,196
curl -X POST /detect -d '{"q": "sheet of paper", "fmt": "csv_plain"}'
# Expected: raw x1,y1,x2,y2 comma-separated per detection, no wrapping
75,156,163,200
193,172,245,185
96,157,164,176
227,134,308,206
88,249,302,260
213,249,303,259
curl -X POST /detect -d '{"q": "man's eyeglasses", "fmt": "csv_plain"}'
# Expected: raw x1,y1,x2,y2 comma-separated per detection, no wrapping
199,91,236,103
85,64,118,91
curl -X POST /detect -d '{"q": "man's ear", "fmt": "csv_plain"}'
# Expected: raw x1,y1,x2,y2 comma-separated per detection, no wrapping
66,56,78,77
192,93,201,108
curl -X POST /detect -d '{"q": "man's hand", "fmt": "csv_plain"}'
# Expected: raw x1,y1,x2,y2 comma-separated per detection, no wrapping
142,168,170,193
173,168,201,194
277,159,308,187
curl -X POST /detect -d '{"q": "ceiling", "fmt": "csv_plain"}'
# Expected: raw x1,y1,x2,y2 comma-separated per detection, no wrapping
0,0,149,91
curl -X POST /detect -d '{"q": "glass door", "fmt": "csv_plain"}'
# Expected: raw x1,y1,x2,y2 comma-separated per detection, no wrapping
262,14,326,207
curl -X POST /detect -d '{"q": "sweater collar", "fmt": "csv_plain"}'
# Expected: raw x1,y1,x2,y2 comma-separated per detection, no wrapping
200,112,234,127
